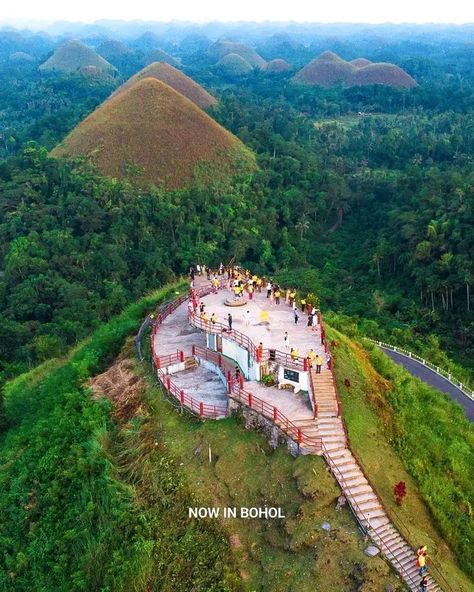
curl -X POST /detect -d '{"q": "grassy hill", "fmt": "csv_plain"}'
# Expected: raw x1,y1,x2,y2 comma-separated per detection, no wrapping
0,284,407,592
216,53,253,76
51,77,255,190
293,50,417,88
39,39,116,74
113,62,216,109
96,39,131,60
208,40,266,68
265,58,291,72
143,48,179,67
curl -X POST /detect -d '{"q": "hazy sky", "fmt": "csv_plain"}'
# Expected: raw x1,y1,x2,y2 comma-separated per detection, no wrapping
1,0,473,24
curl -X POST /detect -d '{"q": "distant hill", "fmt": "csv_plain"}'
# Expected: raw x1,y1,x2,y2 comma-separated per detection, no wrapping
265,58,291,72
143,48,179,67
51,77,255,190
216,53,253,76
293,50,417,88
39,39,116,74
113,62,216,109
350,57,372,67
96,39,131,60
351,63,418,87
208,40,266,68
8,51,35,63
293,50,356,86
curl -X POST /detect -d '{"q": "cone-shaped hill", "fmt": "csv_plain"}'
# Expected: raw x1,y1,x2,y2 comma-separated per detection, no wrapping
97,39,131,60
51,77,255,190
208,40,266,68
216,53,253,76
265,58,291,72
39,39,116,74
144,48,179,67
293,50,356,86
293,50,417,88
113,62,216,109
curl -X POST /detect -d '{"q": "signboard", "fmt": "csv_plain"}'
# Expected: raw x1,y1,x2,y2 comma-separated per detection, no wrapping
283,368,299,383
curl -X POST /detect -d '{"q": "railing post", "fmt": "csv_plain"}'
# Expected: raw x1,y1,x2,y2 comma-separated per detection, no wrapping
156,357,161,369
297,428,302,444
273,406,278,421
166,376,171,391
180,390,184,405
199,402,204,416
239,374,244,389
179,350,184,362
304,357,308,371
313,403,318,418
192,344,196,356
218,355,222,368
248,393,253,408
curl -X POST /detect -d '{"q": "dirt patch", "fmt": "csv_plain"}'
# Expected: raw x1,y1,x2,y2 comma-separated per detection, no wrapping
90,358,146,421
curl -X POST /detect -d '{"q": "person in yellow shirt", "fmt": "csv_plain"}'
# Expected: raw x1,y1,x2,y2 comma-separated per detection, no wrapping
289,290,296,306
210,313,217,325
315,354,323,374
256,277,262,293
274,289,281,305
290,347,299,361
300,297,306,312
201,311,209,327
307,349,316,369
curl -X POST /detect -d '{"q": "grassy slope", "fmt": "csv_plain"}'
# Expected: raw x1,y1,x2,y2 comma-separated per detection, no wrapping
137,363,407,592
39,40,115,73
0,281,231,592
114,62,216,109
327,325,473,590
52,77,255,190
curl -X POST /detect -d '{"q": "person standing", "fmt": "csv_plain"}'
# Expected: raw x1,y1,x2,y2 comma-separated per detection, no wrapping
202,311,209,327
289,289,296,307
293,309,299,325
227,313,233,331
210,313,217,326
416,547,428,577
274,289,281,305
290,347,299,361
284,332,290,350
307,349,316,369
243,310,251,327
300,297,306,313
248,283,254,300
199,302,205,315
257,342,263,360
315,354,323,374
266,282,272,299
285,288,290,305
307,313,314,331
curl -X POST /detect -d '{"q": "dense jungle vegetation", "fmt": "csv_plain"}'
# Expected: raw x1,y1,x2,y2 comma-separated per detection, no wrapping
0,23,473,592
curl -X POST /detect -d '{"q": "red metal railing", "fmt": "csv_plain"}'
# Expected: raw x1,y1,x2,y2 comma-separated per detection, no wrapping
156,367,227,418
192,344,322,453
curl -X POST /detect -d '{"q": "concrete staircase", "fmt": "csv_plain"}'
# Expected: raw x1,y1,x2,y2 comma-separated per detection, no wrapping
327,448,441,591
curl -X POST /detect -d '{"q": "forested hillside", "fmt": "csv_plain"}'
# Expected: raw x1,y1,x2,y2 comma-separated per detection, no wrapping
0,25,473,385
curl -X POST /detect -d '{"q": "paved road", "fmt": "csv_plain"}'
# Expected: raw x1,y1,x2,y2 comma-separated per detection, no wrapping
381,347,474,421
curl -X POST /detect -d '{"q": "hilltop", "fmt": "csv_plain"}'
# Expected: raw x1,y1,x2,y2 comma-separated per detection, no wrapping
112,62,216,109
216,53,253,76
208,39,266,68
96,39,131,60
143,48,179,67
265,58,291,72
39,39,116,74
51,77,255,190
293,50,417,88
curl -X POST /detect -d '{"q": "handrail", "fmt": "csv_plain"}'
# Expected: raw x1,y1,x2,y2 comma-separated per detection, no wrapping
192,345,322,452
156,368,227,418
189,311,309,370
364,338,474,401
321,444,422,590
388,503,458,592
